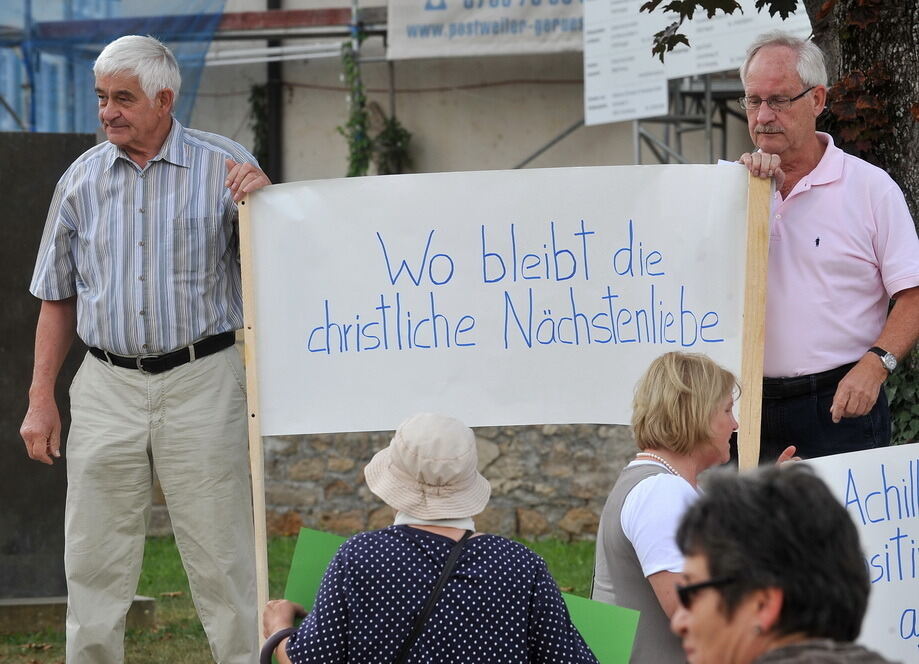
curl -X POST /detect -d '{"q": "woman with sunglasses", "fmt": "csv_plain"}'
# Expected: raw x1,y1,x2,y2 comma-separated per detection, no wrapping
671,464,893,664
592,352,794,662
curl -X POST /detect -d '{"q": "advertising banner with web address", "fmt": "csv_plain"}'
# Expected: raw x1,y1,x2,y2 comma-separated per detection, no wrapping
388,0,583,60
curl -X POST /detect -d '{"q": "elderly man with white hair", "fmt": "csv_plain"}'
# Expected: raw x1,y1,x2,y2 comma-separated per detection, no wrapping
20,35,270,663
738,30,919,462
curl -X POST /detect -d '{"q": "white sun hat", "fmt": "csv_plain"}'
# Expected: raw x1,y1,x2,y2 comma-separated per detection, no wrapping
364,413,491,519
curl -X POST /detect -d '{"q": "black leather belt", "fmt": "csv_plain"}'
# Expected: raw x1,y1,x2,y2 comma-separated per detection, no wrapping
89,331,236,374
762,362,856,400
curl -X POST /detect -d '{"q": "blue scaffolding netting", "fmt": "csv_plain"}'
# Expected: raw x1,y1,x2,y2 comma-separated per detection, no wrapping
0,0,226,133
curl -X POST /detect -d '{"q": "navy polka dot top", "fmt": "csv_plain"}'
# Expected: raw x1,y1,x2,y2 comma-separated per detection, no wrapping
285,525,598,663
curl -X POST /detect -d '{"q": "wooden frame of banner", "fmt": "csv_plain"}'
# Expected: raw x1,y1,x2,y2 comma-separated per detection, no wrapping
238,195,270,642
738,174,772,470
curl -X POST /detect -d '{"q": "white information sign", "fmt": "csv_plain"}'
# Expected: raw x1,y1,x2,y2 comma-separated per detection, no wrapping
583,0,813,125
246,164,749,436
584,0,667,125
387,0,583,60
807,445,919,662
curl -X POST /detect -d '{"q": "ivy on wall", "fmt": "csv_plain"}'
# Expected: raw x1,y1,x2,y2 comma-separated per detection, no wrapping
368,102,412,176
887,350,919,444
338,41,413,177
338,41,373,177
246,40,412,179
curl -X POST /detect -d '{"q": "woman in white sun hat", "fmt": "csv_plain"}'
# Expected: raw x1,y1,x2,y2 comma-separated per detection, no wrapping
262,412,599,664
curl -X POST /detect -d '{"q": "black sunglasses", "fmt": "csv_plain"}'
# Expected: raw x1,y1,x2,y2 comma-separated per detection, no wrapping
676,576,736,609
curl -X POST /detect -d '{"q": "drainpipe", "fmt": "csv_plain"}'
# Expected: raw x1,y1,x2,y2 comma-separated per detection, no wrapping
266,0,283,182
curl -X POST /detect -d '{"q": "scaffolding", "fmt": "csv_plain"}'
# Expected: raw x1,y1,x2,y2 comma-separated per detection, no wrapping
633,76,746,165
0,0,226,133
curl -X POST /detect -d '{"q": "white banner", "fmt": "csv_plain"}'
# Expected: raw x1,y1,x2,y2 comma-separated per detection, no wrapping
807,445,919,662
246,164,749,436
387,0,583,60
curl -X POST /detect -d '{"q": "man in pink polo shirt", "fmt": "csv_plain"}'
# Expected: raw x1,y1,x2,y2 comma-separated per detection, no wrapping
738,31,919,461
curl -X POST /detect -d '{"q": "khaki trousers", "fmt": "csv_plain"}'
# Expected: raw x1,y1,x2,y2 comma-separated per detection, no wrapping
65,347,257,664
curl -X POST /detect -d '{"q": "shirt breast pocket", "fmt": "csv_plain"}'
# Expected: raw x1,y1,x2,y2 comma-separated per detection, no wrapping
171,215,224,283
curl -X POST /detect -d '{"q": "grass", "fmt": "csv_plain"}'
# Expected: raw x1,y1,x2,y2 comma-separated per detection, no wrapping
523,538,596,597
0,535,594,663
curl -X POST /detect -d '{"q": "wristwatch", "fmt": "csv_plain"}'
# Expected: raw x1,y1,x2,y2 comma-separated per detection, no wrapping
868,346,897,373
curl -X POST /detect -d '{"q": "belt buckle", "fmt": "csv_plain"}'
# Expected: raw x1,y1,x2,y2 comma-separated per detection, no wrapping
135,353,157,373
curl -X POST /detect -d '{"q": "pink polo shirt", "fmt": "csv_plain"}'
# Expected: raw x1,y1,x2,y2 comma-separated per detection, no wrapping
764,133,919,377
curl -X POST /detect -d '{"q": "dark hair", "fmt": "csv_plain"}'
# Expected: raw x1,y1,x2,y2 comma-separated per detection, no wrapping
676,464,868,641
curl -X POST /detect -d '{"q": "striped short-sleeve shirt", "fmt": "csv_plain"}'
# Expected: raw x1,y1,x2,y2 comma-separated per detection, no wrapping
30,119,258,355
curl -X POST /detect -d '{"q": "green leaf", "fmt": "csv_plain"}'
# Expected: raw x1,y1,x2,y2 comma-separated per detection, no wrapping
651,22,691,61
655,1,690,21
905,422,919,444
699,0,742,18
754,0,799,19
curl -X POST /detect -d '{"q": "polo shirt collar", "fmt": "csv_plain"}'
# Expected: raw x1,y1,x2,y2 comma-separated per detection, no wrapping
805,131,843,187
102,116,190,171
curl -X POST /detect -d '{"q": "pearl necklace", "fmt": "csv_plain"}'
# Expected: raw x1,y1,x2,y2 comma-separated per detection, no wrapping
635,452,682,479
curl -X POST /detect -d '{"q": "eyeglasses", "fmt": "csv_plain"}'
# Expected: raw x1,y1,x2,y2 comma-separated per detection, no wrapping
738,87,815,112
676,576,736,609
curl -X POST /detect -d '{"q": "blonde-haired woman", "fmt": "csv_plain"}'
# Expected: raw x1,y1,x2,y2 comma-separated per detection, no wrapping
592,352,792,663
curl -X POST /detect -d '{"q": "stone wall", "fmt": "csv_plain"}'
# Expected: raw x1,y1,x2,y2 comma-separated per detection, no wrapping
151,423,637,540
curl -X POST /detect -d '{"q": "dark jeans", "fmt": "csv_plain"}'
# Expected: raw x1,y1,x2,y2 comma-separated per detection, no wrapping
758,386,890,462
730,365,891,464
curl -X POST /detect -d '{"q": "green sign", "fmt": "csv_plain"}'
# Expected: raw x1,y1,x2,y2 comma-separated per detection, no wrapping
283,528,638,663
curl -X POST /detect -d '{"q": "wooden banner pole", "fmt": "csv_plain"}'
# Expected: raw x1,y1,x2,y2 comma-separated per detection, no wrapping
237,194,270,643
738,174,772,470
